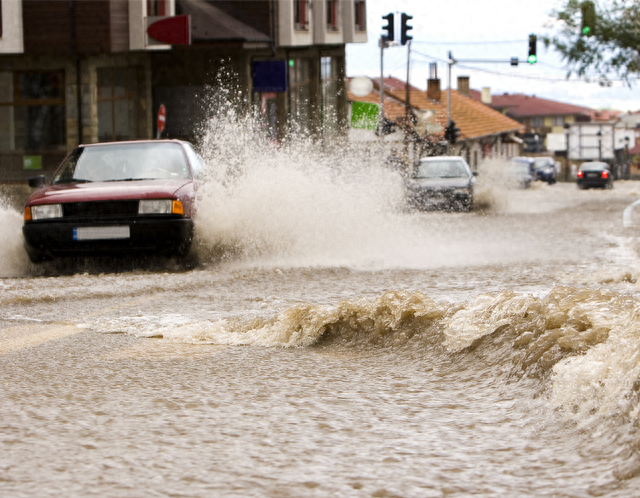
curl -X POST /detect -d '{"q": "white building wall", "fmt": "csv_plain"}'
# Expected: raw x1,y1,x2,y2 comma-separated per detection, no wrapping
278,0,313,47
342,0,367,44
0,0,24,54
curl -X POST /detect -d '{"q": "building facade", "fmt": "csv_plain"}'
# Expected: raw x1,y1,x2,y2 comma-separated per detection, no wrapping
0,0,367,182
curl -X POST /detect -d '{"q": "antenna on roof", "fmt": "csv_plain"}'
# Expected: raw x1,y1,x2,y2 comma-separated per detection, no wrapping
429,62,438,80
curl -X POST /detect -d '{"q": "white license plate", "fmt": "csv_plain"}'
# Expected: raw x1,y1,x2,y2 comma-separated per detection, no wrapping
73,226,130,241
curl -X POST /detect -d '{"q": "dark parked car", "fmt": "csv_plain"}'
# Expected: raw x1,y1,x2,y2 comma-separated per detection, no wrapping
22,140,202,262
406,156,476,211
507,158,533,189
576,161,613,189
532,157,558,184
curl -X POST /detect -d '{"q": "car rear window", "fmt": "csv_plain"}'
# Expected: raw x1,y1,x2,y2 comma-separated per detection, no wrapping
579,162,607,171
53,142,191,184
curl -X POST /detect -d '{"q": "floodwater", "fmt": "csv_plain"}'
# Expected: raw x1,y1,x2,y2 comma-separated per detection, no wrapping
2,120,640,496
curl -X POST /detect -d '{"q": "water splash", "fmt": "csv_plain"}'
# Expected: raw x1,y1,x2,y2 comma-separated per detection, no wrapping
191,101,412,267
0,197,30,277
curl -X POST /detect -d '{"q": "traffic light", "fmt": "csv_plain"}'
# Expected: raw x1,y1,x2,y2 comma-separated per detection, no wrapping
528,34,537,64
581,1,596,36
382,13,394,42
445,121,461,144
400,13,413,45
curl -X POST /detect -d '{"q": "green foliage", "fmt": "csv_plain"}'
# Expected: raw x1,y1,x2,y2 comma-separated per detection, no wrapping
545,0,640,83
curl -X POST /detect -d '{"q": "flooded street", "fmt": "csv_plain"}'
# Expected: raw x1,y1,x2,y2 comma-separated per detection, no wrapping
2,176,640,497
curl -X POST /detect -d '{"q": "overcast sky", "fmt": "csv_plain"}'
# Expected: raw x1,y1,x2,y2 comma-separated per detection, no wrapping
345,0,640,112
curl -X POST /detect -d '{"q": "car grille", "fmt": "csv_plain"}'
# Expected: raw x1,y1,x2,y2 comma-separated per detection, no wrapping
62,201,139,219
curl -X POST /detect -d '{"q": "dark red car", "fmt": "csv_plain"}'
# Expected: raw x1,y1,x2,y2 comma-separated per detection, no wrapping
22,140,203,262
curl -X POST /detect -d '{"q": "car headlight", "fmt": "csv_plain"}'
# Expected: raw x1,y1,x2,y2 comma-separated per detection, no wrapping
29,204,63,220
138,199,184,215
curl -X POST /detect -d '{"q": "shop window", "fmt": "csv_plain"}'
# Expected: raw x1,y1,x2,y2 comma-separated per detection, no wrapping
0,70,66,153
288,58,311,134
321,56,339,136
354,1,366,31
97,67,143,142
326,0,338,31
294,0,308,30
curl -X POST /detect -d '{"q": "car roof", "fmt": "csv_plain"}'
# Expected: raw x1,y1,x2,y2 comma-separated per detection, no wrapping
418,156,467,162
78,139,187,148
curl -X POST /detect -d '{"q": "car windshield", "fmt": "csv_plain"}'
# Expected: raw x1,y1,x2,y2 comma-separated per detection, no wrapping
52,142,191,184
533,158,552,168
579,162,607,171
508,163,530,175
415,160,468,179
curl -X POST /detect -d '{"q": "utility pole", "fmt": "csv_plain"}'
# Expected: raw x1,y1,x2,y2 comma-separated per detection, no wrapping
379,35,385,138
405,41,411,124
447,51,454,154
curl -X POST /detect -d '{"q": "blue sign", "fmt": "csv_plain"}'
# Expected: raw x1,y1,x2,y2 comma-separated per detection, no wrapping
253,60,287,93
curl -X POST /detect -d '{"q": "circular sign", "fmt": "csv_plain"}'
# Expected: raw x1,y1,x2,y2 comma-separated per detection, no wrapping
157,104,167,134
349,77,374,97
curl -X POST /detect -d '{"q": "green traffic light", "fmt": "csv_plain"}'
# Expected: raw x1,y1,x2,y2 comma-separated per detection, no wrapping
528,54,537,64
582,26,591,36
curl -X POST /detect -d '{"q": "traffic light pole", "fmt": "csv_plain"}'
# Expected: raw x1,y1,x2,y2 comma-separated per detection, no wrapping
380,35,384,139
446,52,531,154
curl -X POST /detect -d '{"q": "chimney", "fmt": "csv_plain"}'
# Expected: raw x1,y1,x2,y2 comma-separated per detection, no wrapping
481,87,492,105
427,79,441,102
457,76,470,97
426,62,441,102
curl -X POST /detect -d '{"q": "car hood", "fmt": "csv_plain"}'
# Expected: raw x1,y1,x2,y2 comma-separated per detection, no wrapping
26,179,192,205
407,177,473,189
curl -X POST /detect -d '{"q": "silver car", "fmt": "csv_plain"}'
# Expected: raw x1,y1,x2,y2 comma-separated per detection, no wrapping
406,156,477,211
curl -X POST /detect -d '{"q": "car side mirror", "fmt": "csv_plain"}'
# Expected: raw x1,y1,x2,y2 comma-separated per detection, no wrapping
28,175,46,189
472,171,479,176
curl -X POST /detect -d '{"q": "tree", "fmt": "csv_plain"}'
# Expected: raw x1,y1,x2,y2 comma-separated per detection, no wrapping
546,0,640,83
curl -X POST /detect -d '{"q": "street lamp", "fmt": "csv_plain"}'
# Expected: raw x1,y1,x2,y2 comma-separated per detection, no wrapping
625,136,630,179
564,123,571,181
597,130,602,161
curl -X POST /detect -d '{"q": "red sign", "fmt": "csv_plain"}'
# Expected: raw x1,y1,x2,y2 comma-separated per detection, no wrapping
157,104,166,135
147,15,191,45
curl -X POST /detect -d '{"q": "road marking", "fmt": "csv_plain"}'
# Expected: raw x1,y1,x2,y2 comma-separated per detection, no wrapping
0,324,86,355
0,294,163,356
622,199,640,228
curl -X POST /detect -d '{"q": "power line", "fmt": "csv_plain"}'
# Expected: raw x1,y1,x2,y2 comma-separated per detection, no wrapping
410,49,635,84
411,39,528,46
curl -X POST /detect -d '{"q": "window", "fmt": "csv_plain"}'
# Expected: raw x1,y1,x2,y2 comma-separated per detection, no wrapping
147,0,167,16
326,0,338,31
97,67,144,142
354,1,366,31
321,56,339,136
289,58,311,134
294,0,308,30
531,117,543,128
0,71,66,152
552,116,565,127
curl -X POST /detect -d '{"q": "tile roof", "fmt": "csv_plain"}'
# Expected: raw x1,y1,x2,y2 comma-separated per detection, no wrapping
486,93,593,118
387,88,523,140
371,77,422,92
